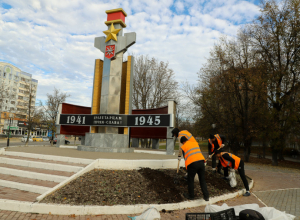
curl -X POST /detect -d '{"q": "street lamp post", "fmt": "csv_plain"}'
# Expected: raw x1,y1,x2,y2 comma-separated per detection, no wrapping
7,117,13,147
212,123,216,135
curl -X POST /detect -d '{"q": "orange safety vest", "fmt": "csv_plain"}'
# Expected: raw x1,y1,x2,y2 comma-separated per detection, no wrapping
219,152,241,170
215,134,223,149
178,130,197,142
208,138,215,153
181,141,205,169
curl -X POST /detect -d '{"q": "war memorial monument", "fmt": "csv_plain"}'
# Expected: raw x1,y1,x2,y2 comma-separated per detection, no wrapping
56,8,177,154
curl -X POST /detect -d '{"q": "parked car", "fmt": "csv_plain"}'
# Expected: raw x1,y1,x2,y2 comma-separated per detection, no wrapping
21,136,33,142
42,136,49,142
50,138,70,145
32,136,43,142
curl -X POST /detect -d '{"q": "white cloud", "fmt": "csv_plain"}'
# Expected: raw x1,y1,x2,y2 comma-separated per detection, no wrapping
0,0,261,107
175,1,185,13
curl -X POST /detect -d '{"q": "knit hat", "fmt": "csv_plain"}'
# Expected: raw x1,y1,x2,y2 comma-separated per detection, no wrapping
180,136,188,144
209,134,214,139
171,128,180,137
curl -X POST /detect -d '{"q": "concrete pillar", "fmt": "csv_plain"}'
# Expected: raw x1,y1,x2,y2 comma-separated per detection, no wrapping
166,100,177,155
131,138,139,148
80,136,85,145
56,135,65,148
152,139,159,149
166,138,175,155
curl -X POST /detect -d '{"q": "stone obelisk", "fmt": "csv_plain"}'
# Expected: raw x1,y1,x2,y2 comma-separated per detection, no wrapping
95,8,136,134
78,8,136,152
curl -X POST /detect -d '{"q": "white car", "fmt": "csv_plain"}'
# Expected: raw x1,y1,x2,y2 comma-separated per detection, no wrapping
21,136,33,142
42,136,49,142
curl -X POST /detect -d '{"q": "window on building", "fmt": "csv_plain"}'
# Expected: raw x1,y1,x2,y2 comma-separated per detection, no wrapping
5,67,11,73
11,101,15,105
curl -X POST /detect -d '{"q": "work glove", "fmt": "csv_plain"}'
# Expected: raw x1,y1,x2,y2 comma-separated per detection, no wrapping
178,156,182,161
221,144,225,148
208,155,212,159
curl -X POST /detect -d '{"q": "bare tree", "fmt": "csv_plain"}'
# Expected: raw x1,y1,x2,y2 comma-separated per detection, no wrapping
0,78,8,115
133,55,179,109
0,78,16,133
132,55,179,148
246,0,300,165
22,81,41,145
40,88,70,145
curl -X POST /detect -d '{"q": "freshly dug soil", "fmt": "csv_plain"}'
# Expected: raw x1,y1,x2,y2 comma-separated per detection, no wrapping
42,167,250,206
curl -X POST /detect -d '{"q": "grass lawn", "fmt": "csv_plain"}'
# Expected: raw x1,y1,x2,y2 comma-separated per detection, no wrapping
159,141,208,152
159,143,180,150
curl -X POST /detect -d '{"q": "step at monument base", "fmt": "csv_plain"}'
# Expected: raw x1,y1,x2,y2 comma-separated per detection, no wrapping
77,146,134,153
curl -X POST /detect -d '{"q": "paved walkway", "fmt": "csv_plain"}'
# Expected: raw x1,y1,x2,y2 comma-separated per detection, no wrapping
5,146,178,160
0,147,299,220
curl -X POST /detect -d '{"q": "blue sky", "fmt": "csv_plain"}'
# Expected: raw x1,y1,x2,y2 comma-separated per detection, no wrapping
0,0,261,106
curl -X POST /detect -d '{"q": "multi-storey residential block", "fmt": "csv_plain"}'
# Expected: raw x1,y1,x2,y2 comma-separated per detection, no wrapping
0,62,38,134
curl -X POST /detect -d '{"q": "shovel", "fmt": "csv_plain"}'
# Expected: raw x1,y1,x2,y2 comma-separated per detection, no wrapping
205,144,225,162
173,159,180,184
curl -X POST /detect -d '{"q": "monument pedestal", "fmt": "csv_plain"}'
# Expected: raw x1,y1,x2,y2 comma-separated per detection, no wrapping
77,145,133,153
78,133,133,153
56,134,65,148
166,127,175,155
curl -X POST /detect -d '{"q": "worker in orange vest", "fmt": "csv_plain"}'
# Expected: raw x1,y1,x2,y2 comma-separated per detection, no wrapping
208,134,225,173
172,128,209,201
214,150,250,196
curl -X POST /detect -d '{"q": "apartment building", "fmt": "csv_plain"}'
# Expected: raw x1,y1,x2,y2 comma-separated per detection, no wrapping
0,62,38,134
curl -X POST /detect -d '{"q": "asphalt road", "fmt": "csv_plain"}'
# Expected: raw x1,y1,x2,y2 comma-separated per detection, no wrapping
0,141,52,147
0,140,81,148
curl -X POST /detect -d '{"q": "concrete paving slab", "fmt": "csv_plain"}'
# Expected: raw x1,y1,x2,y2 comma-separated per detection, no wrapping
254,188,300,218
6,146,178,160
0,148,299,219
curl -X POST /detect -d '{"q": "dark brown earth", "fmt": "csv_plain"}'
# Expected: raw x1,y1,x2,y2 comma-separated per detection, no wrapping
42,167,250,206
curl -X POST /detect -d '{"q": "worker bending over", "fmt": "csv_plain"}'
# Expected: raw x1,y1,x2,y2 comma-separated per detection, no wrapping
214,150,250,196
172,128,209,201
208,134,226,173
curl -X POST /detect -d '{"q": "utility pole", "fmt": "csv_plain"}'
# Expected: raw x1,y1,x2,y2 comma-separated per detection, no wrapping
6,117,12,147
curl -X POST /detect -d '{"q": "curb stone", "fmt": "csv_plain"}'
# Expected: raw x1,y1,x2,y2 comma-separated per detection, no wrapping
0,180,253,215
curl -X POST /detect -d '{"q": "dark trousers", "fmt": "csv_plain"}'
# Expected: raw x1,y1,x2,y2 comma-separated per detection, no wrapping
212,155,222,173
187,160,209,198
224,160,249,191
212,154,217,168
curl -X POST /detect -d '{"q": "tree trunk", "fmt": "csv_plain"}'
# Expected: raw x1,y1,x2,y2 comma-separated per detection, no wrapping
262,141,267,159
51,132,54,146
141,139,146,148
243,140,252,162
271,148,278,166
278,148,285,161
147,139,152,148
25,130,30,146
244,145,250,162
